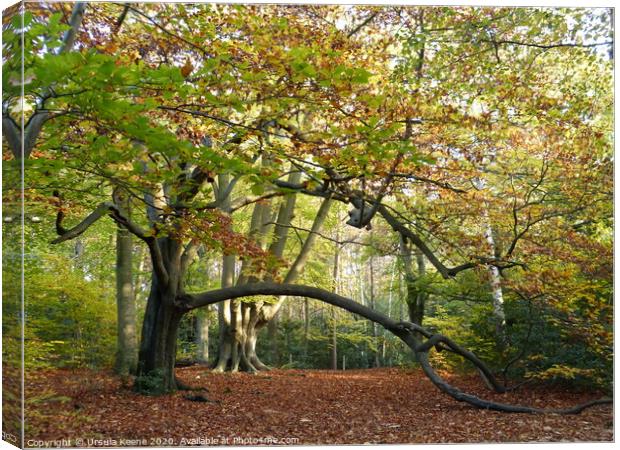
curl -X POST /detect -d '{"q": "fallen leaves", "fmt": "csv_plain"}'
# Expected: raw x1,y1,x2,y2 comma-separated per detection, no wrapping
24,367,612,445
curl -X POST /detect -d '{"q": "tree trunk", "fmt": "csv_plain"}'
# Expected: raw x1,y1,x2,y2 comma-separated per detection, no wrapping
114,189,137,376
330,307,338,370
369,255,380,368
400,233,427,327
483,218,507,341
195,311,209,364
135,234,188,394
216,193,332,372
213,172,238,372
474,176,507,342
330,231,340,370
303,298,310,361
136,273,184,394
267,314,279,366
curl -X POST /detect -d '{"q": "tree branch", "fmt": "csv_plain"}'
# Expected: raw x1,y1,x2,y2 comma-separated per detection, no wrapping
51,202,117,244
2,114,21,158
347,11,379,37
485,38,613,50
59,2,87,53
230,191,286,213
51,194,170,287
180,282,611,414
113,3,130,35
3,2,87,159
377,204,464,279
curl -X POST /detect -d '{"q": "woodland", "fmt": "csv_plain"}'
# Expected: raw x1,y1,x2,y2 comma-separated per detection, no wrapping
1,2,614,445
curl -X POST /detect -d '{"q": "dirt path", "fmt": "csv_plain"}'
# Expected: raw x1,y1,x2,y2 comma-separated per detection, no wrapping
24,367,612,445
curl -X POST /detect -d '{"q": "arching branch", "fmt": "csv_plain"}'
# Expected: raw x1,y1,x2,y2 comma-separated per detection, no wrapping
179,282,611,415
51,201,120,244
51,193,170,287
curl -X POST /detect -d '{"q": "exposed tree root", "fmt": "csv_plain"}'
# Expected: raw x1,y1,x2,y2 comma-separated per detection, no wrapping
175,377,202,391
182,282,612,414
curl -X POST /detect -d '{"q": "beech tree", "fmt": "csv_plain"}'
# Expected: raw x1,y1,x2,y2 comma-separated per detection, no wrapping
4,3,612,412
2,1,140,375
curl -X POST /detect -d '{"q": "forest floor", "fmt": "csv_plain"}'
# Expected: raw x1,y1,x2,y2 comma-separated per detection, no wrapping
24,367,613,445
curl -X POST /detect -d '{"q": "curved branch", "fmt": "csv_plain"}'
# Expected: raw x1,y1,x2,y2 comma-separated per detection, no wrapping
51,195,170,287
347,11,379,37
51,202,117,244
377,204,465,278
484,38,613,50
180,282,611,414
2,114,21,158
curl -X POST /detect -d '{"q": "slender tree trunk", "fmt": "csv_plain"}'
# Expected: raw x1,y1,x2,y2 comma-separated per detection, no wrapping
267,315,279,366
330,307,338,370
369,255,380,368
400,234,427,327
213,172,237,372
414,249,426,324
195,311,209,364
330,229,340,370
359,256,367,366
483,217,507,341
303,298,310,361
214,254,235,372
398,272,404,322
474,176,507,342
114,190,137,375
195,257,211,364
383,261,395,364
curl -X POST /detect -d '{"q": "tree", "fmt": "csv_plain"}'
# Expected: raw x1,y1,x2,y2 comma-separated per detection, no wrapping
2,2,140,376
6,4,612,412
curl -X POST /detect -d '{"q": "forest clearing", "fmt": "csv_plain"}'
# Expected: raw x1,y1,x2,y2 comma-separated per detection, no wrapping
2,2,613,447
24,368,613,445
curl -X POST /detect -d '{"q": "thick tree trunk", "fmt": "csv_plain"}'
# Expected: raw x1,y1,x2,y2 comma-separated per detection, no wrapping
136,275,184,393
114,192,137,376
135,234,188,394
